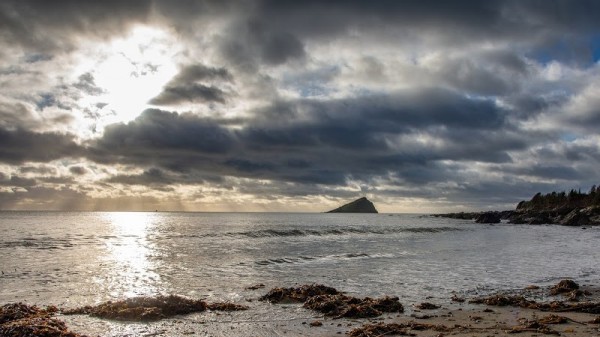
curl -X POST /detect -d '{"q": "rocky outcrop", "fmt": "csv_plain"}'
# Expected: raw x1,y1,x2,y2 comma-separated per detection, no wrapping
434,185,600,226
510,187,600,226
432,212,480,220
508,206,600,226
475,212,502,224
327,197,378,213
433,211,512,222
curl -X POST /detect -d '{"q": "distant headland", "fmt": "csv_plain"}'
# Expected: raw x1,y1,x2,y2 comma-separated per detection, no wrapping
434,185,600,226
327,197,378,213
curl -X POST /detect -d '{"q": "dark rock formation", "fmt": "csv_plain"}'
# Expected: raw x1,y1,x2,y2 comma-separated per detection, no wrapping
0,303,88,337
434,210,512,222
259,284,340,303
435,185,600,226
260,284,403,319
475,211,502,224
327,197,378,213
550,279,579,295
432,212,480,220
63,295,247,321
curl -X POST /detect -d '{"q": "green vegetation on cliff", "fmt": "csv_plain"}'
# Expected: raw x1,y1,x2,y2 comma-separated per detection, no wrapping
517,185,600,211
435,185,600,226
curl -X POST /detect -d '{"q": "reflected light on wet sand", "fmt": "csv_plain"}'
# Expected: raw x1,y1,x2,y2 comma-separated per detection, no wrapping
100,212,163,298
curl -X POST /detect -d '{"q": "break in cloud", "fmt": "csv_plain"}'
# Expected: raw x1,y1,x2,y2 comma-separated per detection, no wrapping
1,0,600,212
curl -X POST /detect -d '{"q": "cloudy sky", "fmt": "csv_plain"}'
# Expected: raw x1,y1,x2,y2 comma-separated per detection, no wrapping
1,0,599,212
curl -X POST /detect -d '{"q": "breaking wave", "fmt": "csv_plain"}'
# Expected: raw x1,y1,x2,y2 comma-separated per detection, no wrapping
251,252,396,266
228,226,462,238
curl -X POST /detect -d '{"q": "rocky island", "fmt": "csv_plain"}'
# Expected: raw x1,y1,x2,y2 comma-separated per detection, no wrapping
434,185,600,225
327,197,378,213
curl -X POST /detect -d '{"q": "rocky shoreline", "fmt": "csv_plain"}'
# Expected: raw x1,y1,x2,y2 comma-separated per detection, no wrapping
434,186,600,225
2,280,600,337
434,206,600,226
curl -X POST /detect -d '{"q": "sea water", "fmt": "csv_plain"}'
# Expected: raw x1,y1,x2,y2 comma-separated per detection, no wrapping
1,211,599,336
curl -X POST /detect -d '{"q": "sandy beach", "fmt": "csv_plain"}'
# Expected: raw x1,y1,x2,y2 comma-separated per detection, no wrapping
4,280,598,337
342,306,600,337
322,283,600,337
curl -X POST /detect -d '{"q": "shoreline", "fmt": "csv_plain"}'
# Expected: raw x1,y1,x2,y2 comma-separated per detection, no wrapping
342,305,600,337
3,281,599,337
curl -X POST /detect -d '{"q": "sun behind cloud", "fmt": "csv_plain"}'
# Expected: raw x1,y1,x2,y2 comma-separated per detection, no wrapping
75,25,180,133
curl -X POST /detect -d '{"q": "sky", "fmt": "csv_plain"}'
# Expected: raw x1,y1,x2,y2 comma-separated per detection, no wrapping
0,0,599,213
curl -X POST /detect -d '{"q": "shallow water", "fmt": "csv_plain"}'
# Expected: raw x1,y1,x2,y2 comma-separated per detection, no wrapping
1,211,599,336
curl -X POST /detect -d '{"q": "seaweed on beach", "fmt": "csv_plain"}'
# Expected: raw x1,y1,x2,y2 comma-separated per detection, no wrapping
206,302,249,311
537,301,600,314
63,295,248,321
550,279,579,295
468,295,537,308
304,294,404,319
414,302,440,310
0,303,87,337
347,322,409,337
259,284,340,303
261,284,403,319
508,318,560,335
450,294,465,302
1,303,53,324
469,294,600,314
469,279,600,313
537,314,569,324
348,321,452,337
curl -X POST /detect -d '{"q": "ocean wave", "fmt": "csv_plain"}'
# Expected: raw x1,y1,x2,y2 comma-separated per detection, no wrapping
228,226,462,238
0,238,75,249
164,226,463,240
252,252,395,266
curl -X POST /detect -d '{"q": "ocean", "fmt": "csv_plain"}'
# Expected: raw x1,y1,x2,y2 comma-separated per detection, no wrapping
1,211,599,336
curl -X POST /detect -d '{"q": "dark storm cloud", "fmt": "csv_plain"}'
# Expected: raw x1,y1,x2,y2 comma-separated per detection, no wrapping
0,175,36,187
149,84,227,105
507,165,583,181
69,166,88,175
74,73,104,96
108,168,172,186
209,0,600,70
149,64,233,105
259,32,306,65
0,127,82,164
107,167,225,188
245,88,508,150
169,64,233,83
0,185,88,210
251,0,600,42
253,0,503,38
91,109,236,163
19,166,57,175
0,102,37,129
2,0,600,210
87,89,527,188
533,142,600,163
0,0,152,52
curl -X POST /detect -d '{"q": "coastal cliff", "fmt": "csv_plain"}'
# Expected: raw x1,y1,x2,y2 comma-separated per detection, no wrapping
434,185,600,226
327,197,378,213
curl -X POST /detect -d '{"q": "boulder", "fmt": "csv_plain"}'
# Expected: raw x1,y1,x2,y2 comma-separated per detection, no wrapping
559,210,590,226
475,212,501,224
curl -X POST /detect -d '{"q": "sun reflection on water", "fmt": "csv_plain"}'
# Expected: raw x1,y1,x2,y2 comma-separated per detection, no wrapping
99,212,164,298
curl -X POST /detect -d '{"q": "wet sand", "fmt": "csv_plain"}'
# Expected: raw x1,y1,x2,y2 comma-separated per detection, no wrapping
5,282,600,336
333,305,600,337
320,283,600,337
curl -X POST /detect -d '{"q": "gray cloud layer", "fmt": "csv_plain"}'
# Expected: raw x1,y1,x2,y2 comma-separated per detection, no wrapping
1,0,599,211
